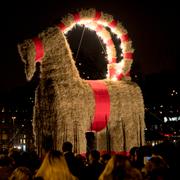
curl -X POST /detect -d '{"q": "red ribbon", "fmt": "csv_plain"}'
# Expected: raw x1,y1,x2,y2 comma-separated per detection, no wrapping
116,73,124,80
32,37,44,62
121,34,129,42
58,22,66,31
73,13,80,22
106,39,113,46
96,25,103,32
94,11,101,21
111,58,116,63
123,52,133,59
108,20,117,28
108,66,116,77
125,71,130,77
101,150,130,156
87,80,110,132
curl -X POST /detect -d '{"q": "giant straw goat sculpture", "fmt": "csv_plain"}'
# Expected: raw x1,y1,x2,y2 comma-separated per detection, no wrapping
18,9,145,156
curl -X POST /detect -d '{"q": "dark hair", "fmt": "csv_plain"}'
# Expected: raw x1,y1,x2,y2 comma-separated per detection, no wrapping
145,156,169,180
90,150,100,161
0,154,11,166
62,141,73,152
33,177,44,180
101,153,111,161
129,147,139,156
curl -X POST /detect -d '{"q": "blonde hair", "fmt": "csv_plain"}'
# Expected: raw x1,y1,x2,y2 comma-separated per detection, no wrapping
35,150,77,180
9,166,32,180
99,154,142,180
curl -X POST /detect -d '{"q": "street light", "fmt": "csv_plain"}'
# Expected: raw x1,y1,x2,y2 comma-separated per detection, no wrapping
12,116,16,125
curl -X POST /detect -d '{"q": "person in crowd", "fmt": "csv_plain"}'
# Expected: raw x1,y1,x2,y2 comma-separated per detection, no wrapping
100,153,111,168
175,139,180,180
62,141,78,177
99,154,143,180
152,140,177,179
0,154,13,180
85,150,104,180
8,148,22,169
129,147,140,167
129,145,152,171
9,166,32,180
74,154,86,180
142,156,170,180
35,150,77,180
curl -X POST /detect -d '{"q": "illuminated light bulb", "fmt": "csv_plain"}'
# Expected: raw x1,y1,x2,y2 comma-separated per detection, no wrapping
111,76,117,81
116,69,122,74
98,20,108,27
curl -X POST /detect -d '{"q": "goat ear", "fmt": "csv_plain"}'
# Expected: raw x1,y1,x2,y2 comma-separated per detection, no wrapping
17,39,36,81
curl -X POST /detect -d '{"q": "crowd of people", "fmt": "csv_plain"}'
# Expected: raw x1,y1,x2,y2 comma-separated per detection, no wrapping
0,139,179,180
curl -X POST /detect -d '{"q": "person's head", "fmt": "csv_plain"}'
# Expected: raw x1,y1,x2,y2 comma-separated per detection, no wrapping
143,156,169,180
8,148,21,168
35,150,76,180
0,154,11,167
9,166,32,180
99,154,142,180
62,141,73,153
129,146,139,162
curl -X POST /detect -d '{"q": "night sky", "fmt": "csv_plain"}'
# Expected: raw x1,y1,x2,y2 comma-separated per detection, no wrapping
0,0,179,105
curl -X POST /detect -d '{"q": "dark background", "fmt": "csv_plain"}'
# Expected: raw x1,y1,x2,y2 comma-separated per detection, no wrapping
0,0,179,106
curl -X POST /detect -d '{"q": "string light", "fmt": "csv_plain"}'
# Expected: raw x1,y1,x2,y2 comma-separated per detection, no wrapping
58,9,134,80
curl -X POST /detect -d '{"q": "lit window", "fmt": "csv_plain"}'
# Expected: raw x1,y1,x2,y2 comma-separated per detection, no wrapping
164,117,168,123
22,145,26,151
2,134,8,140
